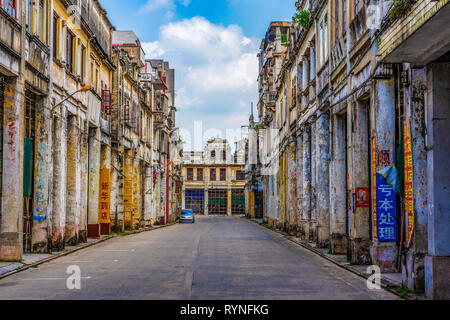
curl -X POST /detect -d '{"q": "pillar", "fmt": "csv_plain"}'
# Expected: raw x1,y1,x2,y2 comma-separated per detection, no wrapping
371,78,398,270
330,112,347,254
288,140,297,234
31,94,52,252
99,144,111,235
66,115,81,245
296,134,303,237
133,157,141,229
316,113,331,248
425,62,450,300
111,147,122,232
123,149,133,230
310,122,317,243
301,128,311,240
204,188,209,216
144,165,152,226
87,127,101,238
227,188,232,216
0,80,24,261
79,121,88,242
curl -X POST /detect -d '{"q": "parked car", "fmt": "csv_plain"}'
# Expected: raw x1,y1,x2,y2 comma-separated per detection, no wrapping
180,209,195,224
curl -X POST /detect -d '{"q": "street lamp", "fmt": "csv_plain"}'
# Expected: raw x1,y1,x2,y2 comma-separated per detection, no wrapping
51,83,93,113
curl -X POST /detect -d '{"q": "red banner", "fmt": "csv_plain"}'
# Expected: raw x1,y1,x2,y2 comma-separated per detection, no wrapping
372,135,378,240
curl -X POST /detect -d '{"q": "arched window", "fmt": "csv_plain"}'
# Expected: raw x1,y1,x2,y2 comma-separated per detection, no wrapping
211,151,216,158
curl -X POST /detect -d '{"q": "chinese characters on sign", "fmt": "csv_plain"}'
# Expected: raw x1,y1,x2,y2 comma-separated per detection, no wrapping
99,169,111,224
372,135,378,240
404,121,414,246
376,174,397,242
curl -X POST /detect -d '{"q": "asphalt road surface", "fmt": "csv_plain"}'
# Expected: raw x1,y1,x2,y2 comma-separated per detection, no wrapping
0,216,398,300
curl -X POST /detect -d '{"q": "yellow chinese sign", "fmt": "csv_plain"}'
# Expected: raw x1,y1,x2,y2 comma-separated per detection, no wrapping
404,121,414,246
372,135,378,240
99,169,111,224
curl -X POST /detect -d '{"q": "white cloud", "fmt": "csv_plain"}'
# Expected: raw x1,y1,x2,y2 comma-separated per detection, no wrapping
141,17,258,150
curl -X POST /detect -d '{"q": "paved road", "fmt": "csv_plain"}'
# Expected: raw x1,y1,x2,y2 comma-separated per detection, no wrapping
0,216,397,300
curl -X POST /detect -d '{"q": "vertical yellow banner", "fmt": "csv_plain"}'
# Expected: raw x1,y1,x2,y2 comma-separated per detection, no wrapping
372,135,378,240
404,121,414,246
99,169,111,224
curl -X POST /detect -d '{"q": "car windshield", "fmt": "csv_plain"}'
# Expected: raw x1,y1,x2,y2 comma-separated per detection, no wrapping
181,211,193,215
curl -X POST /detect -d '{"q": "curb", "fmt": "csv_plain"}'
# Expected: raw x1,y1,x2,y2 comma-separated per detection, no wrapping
0,222,177,281
245,217,426,300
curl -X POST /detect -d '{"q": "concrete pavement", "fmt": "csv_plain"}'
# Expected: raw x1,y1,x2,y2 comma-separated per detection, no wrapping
0,216,398,300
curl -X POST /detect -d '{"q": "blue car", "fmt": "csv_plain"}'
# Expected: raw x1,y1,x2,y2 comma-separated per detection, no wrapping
180,210,195,224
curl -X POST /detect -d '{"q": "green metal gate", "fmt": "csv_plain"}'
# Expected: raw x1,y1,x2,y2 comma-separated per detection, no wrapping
231,189,245,215
208,189,228,215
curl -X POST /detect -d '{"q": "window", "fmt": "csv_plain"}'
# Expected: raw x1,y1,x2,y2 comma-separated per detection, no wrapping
197,168,204,181
210,168,216,181
211,150,216,159
38,0,44,42
335,0,339,41
319,12,328,66
28,0,34,33
124,102,130,122
52,15,58,58
222,150,227,162
342,0,346,35
187,168,194,181
101,89,111,115
7,0,17,20
66,31,74,73
80,46,86,80
236,170,245,181
220,168,226,181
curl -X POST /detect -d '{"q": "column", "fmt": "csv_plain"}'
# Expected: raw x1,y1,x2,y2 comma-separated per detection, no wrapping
371,79,398,270
132,158,140,229
296,134,303,237
31,95,52,252
425,62,450,299
99,144,111,235
316,113,331,248
227,188,232,216
204,188,209,216
288,141,297,234
87,127,101,238
123,149,133,230
79,120,88,242
0,79,24,261
66,115,81,245
310,122,317,242
110,147,122,232
301,128,311,241
51,111,67,251
144,165,152,226
330,112,347,254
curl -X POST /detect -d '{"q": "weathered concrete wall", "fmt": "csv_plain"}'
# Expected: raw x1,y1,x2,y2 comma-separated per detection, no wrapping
310,122,317,243
133,157,141,229
79,122,88,242
123,149,133,230
0,79,24,261
100,144,112,235
144,165,152,225
296,134,303,236
287,140,297,234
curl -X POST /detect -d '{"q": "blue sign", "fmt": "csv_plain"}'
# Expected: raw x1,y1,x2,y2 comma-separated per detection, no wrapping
376,173,397,242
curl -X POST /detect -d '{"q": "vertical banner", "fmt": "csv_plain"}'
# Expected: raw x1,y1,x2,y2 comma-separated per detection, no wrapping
404,121,414,246
371,136,378,240
99,169,111,224
376,174,397,242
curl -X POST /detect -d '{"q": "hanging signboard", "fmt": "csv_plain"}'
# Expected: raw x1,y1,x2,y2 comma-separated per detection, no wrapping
99,169,111,224
376,173,397,242
404,120,414,246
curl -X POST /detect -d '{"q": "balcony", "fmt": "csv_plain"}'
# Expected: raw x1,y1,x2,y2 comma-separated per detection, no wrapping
331,35,346,72
0,7,21,75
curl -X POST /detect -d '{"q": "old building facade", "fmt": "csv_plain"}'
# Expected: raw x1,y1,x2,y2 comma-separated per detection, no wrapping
182,138,246,216
251,0,450,299
0,0,181,262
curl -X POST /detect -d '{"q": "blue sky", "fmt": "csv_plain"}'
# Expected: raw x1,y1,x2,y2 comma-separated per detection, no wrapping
102,0,297,150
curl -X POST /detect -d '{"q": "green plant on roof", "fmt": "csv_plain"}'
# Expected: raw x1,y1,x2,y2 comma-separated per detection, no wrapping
293,9,311,31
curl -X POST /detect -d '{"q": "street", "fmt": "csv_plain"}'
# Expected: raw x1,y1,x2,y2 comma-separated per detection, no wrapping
0,216,397,300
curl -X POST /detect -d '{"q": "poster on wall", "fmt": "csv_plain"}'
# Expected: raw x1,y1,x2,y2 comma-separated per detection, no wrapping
356,188,370,208
376,174,397,243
